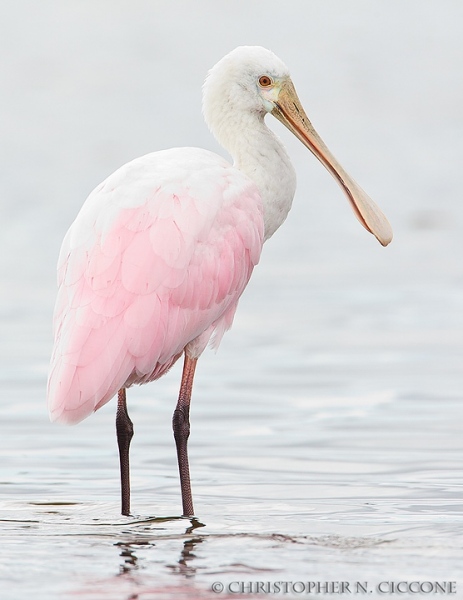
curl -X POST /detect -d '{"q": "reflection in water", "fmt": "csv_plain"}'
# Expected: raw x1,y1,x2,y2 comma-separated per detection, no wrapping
117,542,142,576
170,518,206,578
169,537,204,578
116,517,206,588
184,517,206,536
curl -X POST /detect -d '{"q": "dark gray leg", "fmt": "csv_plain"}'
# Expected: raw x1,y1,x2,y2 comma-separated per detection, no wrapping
116,388,133,516
172,354,197,516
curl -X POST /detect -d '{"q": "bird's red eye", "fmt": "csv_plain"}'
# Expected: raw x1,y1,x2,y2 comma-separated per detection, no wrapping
258,75,273,87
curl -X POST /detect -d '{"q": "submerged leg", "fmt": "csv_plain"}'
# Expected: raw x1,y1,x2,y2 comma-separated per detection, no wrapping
172,354,198,517
116,388,134,516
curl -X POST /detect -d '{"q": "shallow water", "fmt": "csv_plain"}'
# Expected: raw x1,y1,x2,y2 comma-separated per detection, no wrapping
1,1,463,598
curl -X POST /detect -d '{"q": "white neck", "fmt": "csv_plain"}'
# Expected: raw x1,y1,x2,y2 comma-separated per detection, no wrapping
207,108,297,241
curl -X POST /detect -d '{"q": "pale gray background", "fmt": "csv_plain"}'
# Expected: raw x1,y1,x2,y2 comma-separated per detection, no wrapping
1,2,462,599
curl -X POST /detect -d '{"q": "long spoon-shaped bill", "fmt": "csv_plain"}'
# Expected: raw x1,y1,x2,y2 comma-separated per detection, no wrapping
272,80,393,246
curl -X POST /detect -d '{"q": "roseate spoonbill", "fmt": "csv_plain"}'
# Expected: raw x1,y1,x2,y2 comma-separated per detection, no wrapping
48,46,392,517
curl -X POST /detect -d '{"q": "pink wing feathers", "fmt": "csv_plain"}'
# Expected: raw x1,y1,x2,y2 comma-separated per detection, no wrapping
47,148,264,424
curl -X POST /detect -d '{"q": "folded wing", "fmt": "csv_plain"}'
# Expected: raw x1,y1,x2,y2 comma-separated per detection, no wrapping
48,148,264,424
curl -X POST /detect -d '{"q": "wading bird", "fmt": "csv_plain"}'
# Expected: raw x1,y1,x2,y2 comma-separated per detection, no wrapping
48,46,392,517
